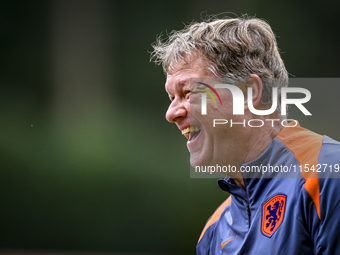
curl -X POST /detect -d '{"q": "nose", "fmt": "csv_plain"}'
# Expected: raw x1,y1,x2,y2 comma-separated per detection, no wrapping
166,99,188,123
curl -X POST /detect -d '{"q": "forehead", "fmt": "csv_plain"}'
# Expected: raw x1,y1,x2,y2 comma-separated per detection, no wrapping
165,57,212,93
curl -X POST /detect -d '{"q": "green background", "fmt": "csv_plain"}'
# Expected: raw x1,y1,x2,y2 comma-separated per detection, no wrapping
1,0,339,254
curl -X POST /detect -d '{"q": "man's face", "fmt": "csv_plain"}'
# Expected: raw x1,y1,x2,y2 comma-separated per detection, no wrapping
165,57,246,168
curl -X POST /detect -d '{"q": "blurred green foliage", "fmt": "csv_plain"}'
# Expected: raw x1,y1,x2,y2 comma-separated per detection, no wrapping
0,0,339,254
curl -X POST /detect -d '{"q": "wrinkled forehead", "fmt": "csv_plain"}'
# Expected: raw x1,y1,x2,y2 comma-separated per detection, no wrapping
164,69,191,94
165,62,220,95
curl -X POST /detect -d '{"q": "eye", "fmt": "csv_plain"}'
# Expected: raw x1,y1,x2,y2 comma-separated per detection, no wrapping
184,90,191,99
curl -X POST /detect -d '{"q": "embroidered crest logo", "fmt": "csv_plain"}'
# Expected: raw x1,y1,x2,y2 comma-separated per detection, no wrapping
261,194,287,237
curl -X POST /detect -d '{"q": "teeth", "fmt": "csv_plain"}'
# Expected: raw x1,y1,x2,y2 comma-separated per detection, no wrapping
181,126,200,135
181,127,190,135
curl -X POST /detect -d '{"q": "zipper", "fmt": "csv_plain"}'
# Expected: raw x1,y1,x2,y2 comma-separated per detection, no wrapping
247,203,251,217
247,202,251,228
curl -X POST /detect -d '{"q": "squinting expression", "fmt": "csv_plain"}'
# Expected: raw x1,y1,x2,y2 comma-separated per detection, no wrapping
165,57,245,168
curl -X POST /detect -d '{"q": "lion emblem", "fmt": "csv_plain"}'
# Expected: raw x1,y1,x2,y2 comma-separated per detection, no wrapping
262,194,287,237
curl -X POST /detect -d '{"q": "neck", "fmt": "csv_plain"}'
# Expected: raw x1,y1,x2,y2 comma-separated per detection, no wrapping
231,114,284,189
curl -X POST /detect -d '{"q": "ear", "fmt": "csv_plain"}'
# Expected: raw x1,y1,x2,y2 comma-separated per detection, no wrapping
243,74,263,111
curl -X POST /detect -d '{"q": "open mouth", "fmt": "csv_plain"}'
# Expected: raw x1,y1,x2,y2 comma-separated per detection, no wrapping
181,126,201,141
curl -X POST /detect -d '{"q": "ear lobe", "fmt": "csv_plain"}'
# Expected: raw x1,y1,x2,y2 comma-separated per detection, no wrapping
244,74,263,111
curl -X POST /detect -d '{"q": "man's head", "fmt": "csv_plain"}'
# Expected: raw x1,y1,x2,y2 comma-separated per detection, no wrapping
152,17,288,110
151,16,289,169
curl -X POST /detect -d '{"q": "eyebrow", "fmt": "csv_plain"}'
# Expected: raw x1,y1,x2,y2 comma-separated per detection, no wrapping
165,79,189,94
175,79,189,89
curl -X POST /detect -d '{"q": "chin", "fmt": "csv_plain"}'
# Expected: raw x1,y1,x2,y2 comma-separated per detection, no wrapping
190,153,211,167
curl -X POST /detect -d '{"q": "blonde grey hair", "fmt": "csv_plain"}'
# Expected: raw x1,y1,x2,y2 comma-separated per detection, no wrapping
151,17,288,111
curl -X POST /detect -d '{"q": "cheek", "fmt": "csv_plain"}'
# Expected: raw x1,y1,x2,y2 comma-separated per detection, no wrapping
218,100,233,117
189,94,202,114
190,93,221,115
